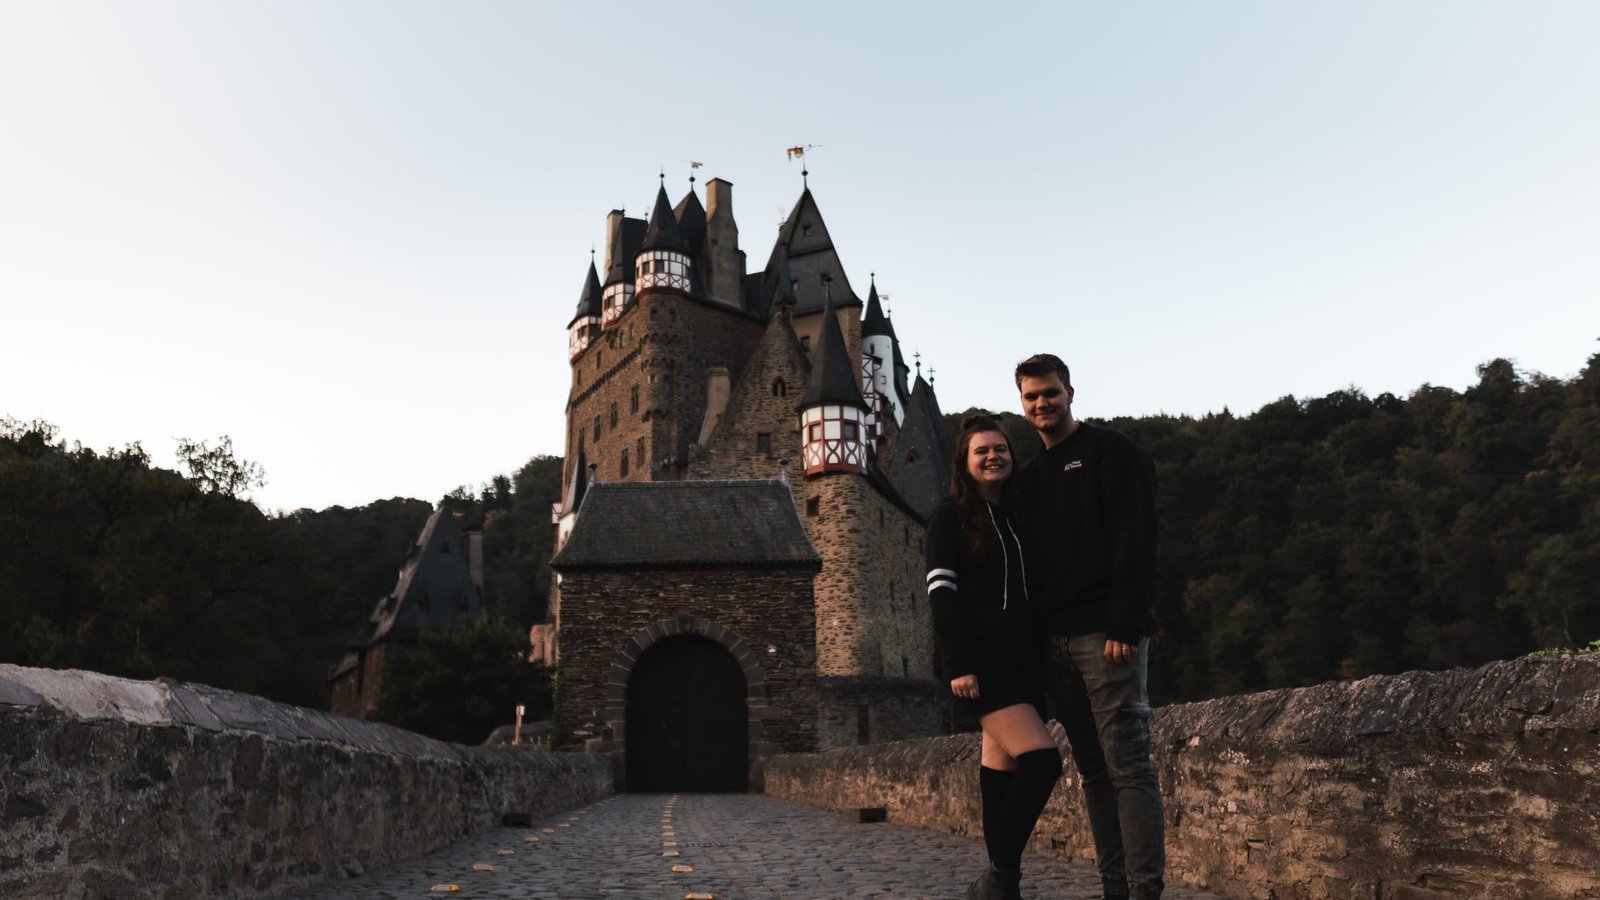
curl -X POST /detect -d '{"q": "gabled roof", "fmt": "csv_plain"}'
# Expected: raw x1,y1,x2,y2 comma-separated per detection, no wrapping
642,183,686,253
550,480,821,569
861,276,893,339
799,301,868,411
885,375,953,519
343,505,482,653
568,259,603,327
756,189,860,317
604,215,647,286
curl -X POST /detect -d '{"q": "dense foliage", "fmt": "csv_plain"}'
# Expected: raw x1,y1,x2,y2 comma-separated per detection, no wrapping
5,352,1595,714
372,616,554,744
951,354,1600,703
0,419,562,714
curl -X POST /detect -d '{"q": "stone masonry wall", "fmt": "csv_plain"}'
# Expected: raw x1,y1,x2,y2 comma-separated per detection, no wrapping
0,665,612,900
765,653,1600,899
552,566,819,757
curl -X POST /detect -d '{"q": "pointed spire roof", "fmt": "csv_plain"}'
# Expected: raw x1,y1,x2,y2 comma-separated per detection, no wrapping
673,188,707,258
861,275,893,338
885,375,953,518
568,258,603,327
642,180,686,253
799,300,868,411
758,188,860,317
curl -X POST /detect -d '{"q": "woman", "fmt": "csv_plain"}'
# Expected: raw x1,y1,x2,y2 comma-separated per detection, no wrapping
926,415,1062,900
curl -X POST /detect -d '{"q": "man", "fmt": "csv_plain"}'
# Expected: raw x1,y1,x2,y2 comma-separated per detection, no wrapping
1014,353,1164,900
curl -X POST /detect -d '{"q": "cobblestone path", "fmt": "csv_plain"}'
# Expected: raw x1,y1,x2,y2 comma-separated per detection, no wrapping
286,793,1220,899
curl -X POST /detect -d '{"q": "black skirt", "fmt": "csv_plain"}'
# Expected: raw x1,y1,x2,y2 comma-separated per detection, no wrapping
958,644,1049,720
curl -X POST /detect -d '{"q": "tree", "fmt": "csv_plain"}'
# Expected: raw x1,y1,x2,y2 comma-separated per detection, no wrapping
176,435,266,499
371,617,554,745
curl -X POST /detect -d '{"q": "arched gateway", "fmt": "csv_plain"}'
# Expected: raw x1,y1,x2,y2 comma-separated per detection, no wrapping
626,633,748,791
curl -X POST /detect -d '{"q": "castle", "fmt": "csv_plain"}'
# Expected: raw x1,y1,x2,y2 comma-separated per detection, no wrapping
543,174,954,790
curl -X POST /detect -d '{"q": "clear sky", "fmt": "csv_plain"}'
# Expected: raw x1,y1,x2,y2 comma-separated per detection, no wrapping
3,2,1597,513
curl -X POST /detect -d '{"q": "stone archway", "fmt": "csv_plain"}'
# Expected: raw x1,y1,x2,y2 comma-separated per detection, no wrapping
626,635,746,791
604,617,774,792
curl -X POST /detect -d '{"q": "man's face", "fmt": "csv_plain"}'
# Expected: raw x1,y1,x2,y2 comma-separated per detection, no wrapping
1018,373,1075,444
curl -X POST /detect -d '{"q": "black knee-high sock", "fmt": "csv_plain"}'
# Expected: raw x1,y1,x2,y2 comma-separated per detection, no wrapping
992,747,1063,872
979,765,1015,862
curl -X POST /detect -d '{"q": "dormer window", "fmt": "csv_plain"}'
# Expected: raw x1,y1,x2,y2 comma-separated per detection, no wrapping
799,403,869,475
772,378,787,397
756,433,771,453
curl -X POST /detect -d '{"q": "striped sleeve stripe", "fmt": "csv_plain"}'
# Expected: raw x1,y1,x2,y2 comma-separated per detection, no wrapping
927,579,957,594
926,568,956,582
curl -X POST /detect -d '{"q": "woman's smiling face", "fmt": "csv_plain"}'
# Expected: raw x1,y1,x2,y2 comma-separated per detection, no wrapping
966,429,1012,491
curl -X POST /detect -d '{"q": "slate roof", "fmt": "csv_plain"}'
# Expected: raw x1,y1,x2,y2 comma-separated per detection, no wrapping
799,300,868,411
549,480,821,569
756,189,860,317
604,215,647,286
885,375,954,519
568,259,603,327
674,188,707,259
333,505,483,678
642,183,686,253
861,276,892,338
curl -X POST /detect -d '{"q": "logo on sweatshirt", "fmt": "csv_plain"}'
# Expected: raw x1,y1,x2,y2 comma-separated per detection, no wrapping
1063,460,1084,472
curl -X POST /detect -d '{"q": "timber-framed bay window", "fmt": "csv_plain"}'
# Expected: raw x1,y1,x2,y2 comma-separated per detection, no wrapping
635,249,691,294
799,403,869,475
601,281,634,327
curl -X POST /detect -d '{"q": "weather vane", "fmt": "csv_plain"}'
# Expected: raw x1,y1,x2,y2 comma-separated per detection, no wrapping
786,144,823,187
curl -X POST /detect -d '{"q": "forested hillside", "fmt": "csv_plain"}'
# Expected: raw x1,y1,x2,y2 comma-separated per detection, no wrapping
949,355,1600,703
4,353,1595,711
0,420,562,710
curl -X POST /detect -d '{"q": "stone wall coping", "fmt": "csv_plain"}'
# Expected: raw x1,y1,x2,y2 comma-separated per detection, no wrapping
0,664,560,765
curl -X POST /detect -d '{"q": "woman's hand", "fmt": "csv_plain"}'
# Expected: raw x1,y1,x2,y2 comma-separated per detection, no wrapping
950,674,980,700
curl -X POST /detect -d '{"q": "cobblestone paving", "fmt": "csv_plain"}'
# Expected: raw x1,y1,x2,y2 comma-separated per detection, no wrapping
287,794,1220,900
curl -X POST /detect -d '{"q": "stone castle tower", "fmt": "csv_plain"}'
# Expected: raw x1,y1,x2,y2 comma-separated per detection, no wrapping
544,175,953,790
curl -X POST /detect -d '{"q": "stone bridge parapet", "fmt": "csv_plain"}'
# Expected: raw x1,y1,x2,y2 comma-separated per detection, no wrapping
765,653,1600,898
0,665,612,899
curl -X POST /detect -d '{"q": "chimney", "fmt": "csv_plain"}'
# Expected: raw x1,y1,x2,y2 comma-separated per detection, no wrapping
696,367,732,446
602,209,625,277
466,527,484,596
705,178,744,308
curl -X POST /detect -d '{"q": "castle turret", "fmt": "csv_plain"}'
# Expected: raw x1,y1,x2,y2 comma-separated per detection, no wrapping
601,210,645,328
568,258,603,360
797,300,871,476
859,275,904,431
636,181,693,298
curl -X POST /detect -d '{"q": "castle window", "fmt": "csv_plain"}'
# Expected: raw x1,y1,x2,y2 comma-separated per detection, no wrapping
593,416,602,441
842,421,860,442
805,497,820,517
879,509,884,527
651,307,658,320
905,449,918,464
630,386,639,414
772,378,786,397
856,705,869,745
596,351,602,369
902,656,909,677
808,423,823,442
800,336,811,351
756,433,771,453
904,525,909,544
637,437,645,465
620,448,629,477
610,402,618,428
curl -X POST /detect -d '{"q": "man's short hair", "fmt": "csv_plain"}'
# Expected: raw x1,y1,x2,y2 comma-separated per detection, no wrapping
1014,353,1071,389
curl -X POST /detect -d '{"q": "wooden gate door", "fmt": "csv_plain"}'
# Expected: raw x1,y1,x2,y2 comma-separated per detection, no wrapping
625,635,748,792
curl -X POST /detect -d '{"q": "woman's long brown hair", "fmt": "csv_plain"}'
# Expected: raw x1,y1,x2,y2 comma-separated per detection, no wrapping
949,414,1018,557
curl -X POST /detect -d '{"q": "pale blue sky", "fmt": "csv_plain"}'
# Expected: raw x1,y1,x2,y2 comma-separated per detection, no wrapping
3,2,1597,512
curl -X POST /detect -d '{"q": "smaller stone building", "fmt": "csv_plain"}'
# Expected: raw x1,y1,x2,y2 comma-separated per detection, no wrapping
549,479,821,791
329,506,483,717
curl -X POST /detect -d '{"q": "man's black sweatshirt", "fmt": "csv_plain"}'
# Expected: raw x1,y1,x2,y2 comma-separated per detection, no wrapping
1018,422,1158,645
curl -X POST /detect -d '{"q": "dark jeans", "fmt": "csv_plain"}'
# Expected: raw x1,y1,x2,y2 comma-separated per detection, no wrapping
1045,634,1165,899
